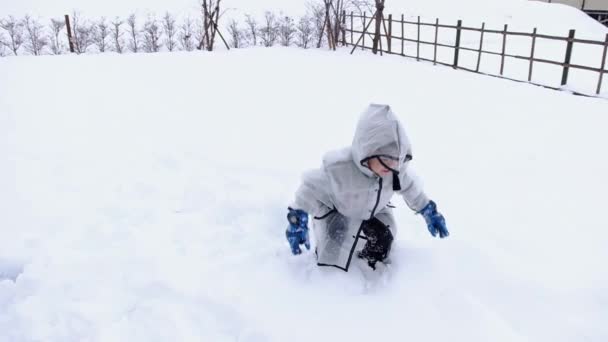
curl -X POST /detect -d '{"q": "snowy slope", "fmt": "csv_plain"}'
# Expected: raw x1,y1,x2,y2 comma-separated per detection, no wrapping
1,47,607,342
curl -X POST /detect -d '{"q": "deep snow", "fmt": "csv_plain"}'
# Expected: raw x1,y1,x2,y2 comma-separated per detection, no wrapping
1,46,607,341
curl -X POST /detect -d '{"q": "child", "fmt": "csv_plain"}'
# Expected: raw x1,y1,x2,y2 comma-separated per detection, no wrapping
286,104,448,271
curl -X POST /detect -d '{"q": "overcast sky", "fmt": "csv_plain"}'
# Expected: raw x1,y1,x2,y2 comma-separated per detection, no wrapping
0,0,310,19
0,0,538,22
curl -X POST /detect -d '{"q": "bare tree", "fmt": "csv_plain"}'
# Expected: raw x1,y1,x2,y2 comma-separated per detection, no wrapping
306,0,362,48
111,18,124,53
0,16,24,55
306,3,326,48
194,17,205,50
142,16,162,53
227,19,243,48
370,0,385,54
93,17,109,52
0,33,7,56
197,0,225,51
162,12,177,51
179,16,194,51
297,16,314,48
49,18,66,54
331,0,347,46
244,14,258,47
278,15,296,47
127,14,140,53
315,0,337,49
259,11,279,47
22,15,48,55
71,12,94,54
349,0,374,16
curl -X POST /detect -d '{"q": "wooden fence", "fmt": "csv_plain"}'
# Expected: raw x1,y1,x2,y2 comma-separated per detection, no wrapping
341,11,608,97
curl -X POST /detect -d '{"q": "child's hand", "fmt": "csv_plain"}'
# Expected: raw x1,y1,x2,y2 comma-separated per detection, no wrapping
286,207,311,255
419,201,449,238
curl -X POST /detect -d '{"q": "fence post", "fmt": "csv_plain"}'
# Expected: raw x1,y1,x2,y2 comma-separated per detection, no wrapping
417,16,421,61
434,18,439,65
350,12,354,45
64,14,75,53
500,24,508,75
387,14,392,53
528,28,537,82
453,20,462,69
596,33,608,94
362,12,366,50
342,10,346,45
561,29,576,86
401,14,405,56
476,22,485,72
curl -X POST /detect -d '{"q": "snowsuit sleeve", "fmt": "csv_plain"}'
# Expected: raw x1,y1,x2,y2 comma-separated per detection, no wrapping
291,167,335,217
396,167,429,213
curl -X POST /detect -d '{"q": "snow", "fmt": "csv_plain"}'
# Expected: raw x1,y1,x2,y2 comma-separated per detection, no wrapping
1,46,607,341
390,0,608,37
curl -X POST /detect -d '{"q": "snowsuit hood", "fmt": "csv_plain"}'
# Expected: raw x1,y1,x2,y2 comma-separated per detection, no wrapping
351,104,413,188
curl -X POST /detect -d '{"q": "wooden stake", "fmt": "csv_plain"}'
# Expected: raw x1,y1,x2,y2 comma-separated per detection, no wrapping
350,12,354,44
401,14,405,56
561,29,576,86
372,5,384,54
416,16,421,61
362,12,367,50
64,14,74,53
476,23,485,72
387,14,392,53
596,33,608,94
528,28,537,82
500,24,508,75
433,18,439,65
453,20,462,68
342,10,346,45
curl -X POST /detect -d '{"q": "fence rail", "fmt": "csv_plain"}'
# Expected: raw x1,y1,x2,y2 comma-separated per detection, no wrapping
342,11,608,96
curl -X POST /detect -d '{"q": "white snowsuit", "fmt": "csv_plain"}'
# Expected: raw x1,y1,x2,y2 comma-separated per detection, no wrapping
292,104,429,271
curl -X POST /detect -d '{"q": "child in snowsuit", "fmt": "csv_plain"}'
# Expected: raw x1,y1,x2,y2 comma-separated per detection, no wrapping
286,104,448,271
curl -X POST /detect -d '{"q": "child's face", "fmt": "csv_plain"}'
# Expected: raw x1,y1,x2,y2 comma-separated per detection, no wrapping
368,157,396,177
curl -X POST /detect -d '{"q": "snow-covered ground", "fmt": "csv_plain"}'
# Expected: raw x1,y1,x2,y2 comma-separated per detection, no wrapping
1,46,607,341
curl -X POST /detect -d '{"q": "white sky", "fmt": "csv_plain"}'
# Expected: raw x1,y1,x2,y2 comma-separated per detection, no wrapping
0,0,533,19
0,0,309,18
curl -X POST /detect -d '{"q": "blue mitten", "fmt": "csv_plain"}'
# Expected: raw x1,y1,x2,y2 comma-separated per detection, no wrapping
286,207,311,255
419,201,449,238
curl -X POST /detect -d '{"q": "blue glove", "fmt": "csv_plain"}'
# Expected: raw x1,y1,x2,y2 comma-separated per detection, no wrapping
419,201,449,238
286,207,310,255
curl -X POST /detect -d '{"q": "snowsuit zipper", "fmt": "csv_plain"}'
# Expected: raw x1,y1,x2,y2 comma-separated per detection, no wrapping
344,177,384,271
369,177,383,219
